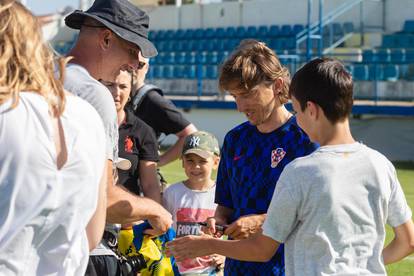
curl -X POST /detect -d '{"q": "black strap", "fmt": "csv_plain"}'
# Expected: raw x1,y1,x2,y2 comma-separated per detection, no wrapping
131,84,163,113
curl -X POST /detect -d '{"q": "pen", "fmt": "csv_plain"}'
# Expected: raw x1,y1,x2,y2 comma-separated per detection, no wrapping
197,222,227,232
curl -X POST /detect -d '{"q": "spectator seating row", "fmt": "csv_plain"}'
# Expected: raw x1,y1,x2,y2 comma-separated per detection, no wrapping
347,64,414,81
381,34,414,48
362,48,414,64
149,64,219,80
154,37,298,52
149,22,354,41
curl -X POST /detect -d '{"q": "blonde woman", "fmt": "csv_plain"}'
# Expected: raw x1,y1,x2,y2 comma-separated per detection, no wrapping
0,1,107,275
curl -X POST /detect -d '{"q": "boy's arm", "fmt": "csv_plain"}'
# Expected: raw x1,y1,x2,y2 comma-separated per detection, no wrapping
382,219,414,264
167,232,280,262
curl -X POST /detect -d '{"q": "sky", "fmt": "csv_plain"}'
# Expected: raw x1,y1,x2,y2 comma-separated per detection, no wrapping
26,0,81,15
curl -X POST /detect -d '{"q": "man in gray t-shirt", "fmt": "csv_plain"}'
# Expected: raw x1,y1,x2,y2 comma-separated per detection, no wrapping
166,58,414,275
63,0,172,274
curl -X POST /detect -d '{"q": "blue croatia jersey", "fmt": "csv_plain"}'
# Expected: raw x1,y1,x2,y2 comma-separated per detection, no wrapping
216,116,318,276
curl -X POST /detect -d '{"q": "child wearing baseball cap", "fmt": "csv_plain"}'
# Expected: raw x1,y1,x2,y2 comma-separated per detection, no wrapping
163,131,224,275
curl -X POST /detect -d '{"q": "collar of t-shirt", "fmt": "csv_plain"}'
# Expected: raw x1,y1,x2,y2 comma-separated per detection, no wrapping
316,142,363,154
120,108,139,128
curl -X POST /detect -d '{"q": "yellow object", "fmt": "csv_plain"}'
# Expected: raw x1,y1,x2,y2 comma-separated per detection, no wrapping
118,229,176,276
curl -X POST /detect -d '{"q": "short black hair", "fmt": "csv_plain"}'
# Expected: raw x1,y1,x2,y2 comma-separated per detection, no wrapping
289,58,353,123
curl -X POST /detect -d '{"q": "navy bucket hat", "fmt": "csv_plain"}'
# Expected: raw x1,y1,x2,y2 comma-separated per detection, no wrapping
65,0,157,58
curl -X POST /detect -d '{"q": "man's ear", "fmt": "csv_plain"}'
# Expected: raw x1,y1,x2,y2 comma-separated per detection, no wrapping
272,77,284,97
100,29,113,50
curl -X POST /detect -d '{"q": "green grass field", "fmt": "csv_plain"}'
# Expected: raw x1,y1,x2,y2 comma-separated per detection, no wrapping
160,161,414,275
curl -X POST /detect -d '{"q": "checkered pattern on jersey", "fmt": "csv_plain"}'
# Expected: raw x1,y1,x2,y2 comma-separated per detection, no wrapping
216,117,318,276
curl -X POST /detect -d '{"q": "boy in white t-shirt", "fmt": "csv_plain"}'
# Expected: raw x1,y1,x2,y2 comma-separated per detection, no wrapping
163,131,225,275
167,58,414,275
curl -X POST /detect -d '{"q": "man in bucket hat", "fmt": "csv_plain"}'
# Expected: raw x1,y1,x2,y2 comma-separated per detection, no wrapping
63,1,172,275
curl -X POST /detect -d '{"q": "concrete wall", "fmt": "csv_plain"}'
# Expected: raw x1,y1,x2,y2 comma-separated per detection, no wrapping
146,0,410,33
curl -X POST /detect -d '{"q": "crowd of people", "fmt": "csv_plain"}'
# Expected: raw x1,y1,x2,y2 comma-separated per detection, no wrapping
0,0,413,275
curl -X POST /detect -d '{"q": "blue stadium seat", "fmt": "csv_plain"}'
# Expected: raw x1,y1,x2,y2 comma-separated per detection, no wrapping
269,39,283,51
173,65,185,78
353,64,369,81
152,65,162,78
164,52,175,64
175,40,184,52
216,39,228,51
390,48,406,63
381,34,397,48
257,25,269,38
185,52,196,64
227,39,239,50
280,25,292,36
396,34,414,48
332,23,343,36
376,48,391,63
246,26,257,38
157,30,166,40
165,30,174,40
405,49,414,63
206,65,218,79
362,49,377,63
268,25,280,37
383,65,400,81
345,64,354,76
156,41,166,52
403,20,414,33
148,31,156,41
206,51,218,64
196,52,208,64
205,28,215,39
176,29,186,39
343,22,354,33
292,24,304,35
225,27,237,38
163,41,174,52
215,27,226,38
217,51,229,63
184,65,197,79
236,26,247,38
162,65,174,79
205,39,218,52
183,29,195,39
175,52,186,64
193,28,204,39
283,37,296,49
368,64,384,81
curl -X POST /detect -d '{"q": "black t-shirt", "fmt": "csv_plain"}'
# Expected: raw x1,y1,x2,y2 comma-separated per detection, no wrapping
130,90,191,139
118,109,159,195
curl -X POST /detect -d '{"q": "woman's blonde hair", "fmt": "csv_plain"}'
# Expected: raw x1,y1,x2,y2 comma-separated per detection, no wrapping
0,0,67,116
219,39,291,104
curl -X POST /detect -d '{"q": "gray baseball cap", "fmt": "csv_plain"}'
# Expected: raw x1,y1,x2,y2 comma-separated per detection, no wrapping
182,131,220,159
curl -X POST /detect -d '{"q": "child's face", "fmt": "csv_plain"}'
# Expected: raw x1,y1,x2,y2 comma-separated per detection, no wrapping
182,153,219,184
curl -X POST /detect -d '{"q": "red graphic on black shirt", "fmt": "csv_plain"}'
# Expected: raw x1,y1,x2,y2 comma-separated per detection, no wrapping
124,136,134,153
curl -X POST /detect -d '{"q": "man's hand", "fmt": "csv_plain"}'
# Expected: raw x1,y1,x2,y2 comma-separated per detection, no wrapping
166,234,214,261
209,254,225,271
146,207,173,236
224,214,266,240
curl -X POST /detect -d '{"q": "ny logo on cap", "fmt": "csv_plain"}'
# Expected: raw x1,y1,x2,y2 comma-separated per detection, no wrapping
189,136,200,148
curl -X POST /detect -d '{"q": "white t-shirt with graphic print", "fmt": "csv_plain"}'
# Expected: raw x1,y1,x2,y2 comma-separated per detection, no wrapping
163,182,217,275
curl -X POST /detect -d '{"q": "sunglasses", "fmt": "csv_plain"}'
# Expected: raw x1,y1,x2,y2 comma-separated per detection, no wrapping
138,61,147,70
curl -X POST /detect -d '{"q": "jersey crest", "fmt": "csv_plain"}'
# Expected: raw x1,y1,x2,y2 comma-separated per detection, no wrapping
271,148,286,168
